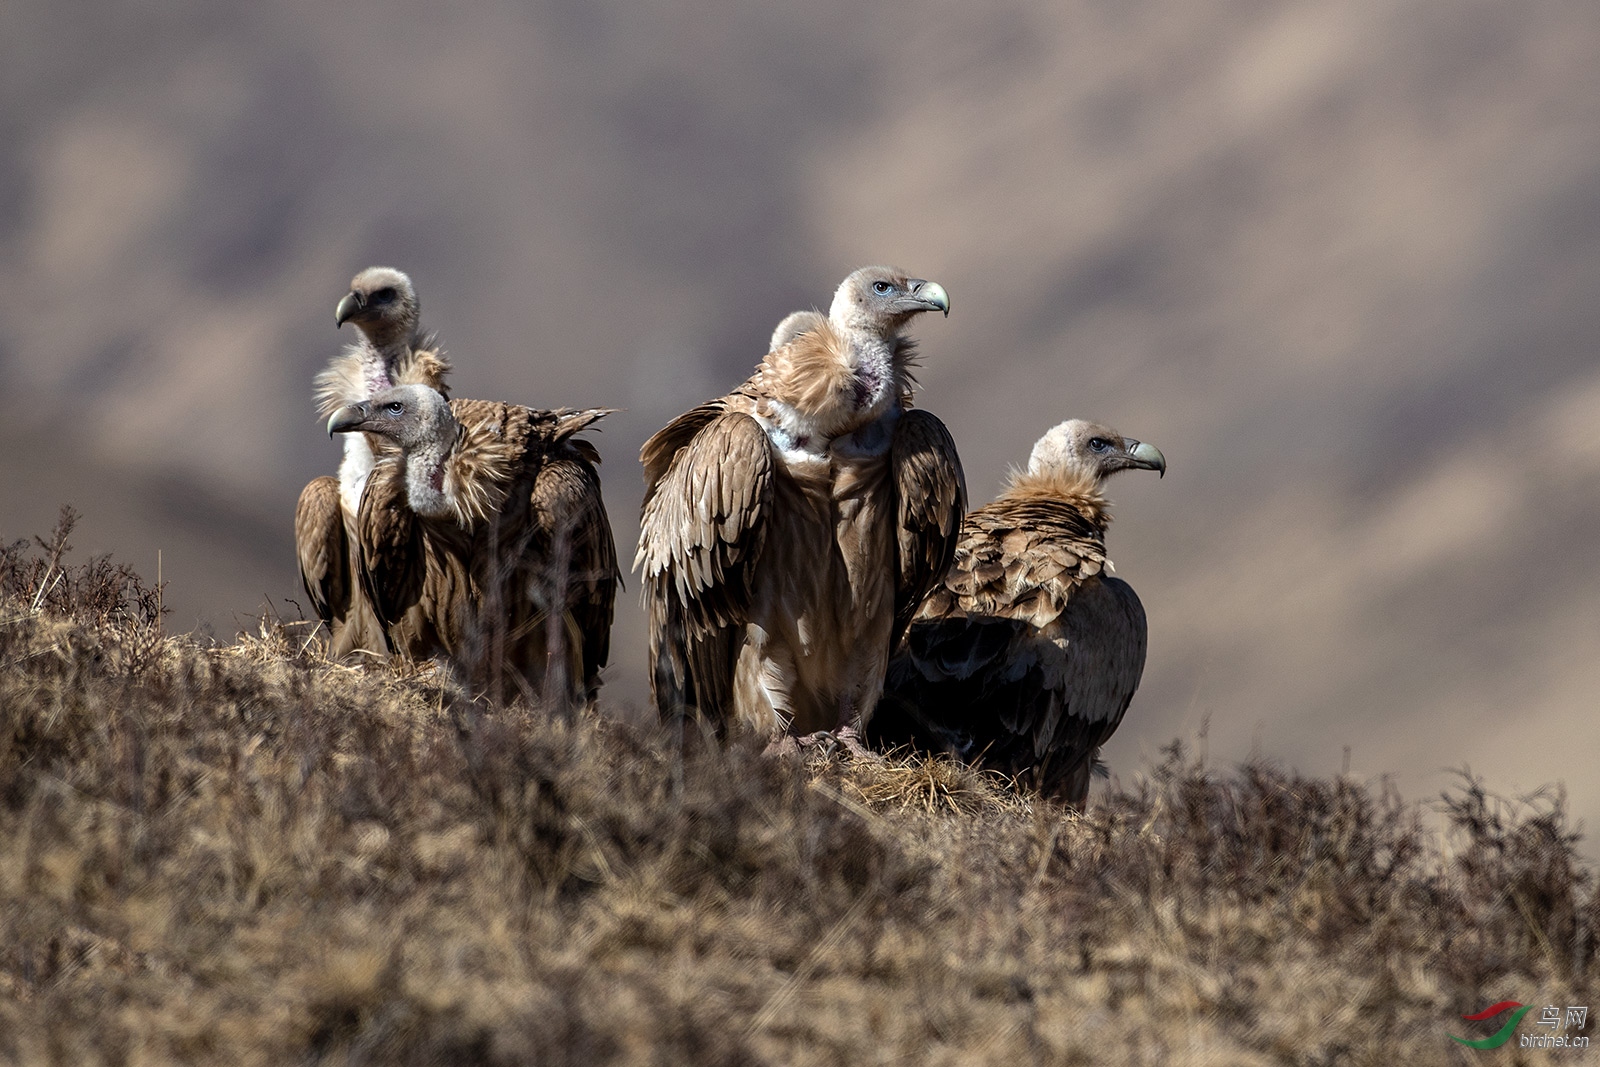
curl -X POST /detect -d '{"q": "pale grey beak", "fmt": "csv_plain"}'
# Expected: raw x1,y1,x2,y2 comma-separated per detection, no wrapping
327,401,370,437
906,279,950,317
1125,439,1167,478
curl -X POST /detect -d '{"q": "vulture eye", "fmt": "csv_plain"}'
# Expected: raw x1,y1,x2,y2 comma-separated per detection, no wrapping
872,281,893,295
372,287,397,304
386,401,404,415
1088,437,1111,453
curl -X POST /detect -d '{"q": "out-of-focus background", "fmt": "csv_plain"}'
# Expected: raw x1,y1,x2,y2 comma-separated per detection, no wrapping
3,1,1597,828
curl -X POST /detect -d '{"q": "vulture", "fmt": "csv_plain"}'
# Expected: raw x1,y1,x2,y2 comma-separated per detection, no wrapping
874,419,1166,807
638,266,966,739
328,383,619,706
294,267,452,657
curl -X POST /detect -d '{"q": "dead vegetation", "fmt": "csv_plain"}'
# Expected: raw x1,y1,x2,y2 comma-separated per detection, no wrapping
0,513,1594,1065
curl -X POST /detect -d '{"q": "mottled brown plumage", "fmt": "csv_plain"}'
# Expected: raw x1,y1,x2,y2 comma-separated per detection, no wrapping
876,419,1166,807
294,475,349,629
296,267,452,658
638,267,965,738
330,385,619,706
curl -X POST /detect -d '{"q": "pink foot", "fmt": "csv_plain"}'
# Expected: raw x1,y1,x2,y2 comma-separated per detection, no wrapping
786,725,870,760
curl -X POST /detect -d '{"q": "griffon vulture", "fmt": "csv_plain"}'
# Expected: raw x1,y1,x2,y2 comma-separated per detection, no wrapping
638,266,966,739
874,419,1166,807
328,384,619,705
295,267,452,656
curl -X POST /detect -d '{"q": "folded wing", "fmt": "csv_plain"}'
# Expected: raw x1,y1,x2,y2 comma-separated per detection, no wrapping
890,407,966,647
638,409,776,729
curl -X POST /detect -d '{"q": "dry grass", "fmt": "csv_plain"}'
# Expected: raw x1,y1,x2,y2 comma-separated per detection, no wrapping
0,513,1595,1065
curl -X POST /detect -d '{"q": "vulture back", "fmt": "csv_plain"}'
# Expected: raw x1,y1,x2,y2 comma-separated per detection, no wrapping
359,399,619,706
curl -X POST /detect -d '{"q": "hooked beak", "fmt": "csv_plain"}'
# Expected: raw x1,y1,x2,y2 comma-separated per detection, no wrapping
327,401,371,437
904,279,950,317
1125,439,1167,478
335,291,365,327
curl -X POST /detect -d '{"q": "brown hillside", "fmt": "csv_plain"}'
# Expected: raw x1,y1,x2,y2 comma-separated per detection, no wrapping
1,520,1594,1064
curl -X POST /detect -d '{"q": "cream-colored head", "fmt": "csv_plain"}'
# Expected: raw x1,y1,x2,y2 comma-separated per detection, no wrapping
327,383,458,518
827,266,950,336
326,382,451,449
334,266,420,350
1026,419,1167,482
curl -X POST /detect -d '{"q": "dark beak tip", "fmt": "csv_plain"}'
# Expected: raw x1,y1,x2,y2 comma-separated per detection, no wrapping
327,405,365,437
334,291,365,328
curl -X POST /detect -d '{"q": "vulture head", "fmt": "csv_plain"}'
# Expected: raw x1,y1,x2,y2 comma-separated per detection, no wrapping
328,384,460,518
328,381,453,446
829,266,950,336
1027,419,1167,482
335,267,420,349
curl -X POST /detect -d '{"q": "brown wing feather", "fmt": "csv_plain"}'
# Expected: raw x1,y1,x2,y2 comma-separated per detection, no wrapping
889,408,966,645
1033,575,1147,804
637,411,776,728
928,498,1105,626
411,524,474,665
354,457,429,655
527,442,619,702
640,399,727,509
295,475,347,628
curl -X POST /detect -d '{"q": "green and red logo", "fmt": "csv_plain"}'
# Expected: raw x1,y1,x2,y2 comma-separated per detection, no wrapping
1451,1001,1534,1049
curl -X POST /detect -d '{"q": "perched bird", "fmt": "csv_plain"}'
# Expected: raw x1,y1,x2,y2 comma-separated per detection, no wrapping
638,266,966,739
295,267,452,657
328,384,619,706
874,419,1166,807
